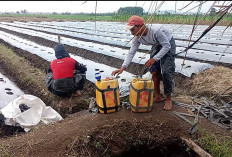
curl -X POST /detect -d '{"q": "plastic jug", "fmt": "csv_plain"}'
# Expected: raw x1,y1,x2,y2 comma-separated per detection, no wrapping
95,78,120,114
129,78,154,112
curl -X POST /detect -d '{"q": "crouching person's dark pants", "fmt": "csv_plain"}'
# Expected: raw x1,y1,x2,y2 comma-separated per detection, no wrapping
46,71,86,97
73,71,86,91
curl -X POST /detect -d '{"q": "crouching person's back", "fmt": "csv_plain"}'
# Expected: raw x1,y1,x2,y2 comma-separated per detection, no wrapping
45,44,87,97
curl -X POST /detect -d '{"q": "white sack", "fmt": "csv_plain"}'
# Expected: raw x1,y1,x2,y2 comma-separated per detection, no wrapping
0,94,63,132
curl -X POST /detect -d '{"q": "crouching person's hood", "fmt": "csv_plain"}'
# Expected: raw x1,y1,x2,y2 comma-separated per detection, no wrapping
54,44,70,59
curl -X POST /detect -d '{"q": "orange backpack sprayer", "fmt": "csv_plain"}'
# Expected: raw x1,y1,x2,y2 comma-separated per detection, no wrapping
129,77,154,112
95,73,120,114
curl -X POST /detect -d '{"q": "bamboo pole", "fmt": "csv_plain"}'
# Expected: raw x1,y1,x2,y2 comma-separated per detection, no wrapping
58,35,60,44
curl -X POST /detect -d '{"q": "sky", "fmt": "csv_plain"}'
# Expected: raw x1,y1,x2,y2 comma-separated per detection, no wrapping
0,1,229,14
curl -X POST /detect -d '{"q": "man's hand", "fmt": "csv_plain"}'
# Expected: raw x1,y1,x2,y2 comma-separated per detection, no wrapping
145,58,155,67
111,66,125,76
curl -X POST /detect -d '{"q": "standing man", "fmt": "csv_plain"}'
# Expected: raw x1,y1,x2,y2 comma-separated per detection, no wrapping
111,15,176,110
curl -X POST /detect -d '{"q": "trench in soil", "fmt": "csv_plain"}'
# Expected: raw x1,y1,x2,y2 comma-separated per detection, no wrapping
119,138,198,157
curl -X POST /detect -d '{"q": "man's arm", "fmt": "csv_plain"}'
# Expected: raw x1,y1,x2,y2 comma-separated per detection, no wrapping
122,38,140,68
75,61,87,72
112,38,140,76
153,29,171,61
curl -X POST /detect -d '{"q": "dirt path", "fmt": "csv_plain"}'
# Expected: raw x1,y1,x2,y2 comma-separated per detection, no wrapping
0,102,192,157
1,99,230,156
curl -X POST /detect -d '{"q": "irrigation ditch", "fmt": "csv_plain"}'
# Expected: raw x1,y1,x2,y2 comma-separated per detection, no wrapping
0,20,232,156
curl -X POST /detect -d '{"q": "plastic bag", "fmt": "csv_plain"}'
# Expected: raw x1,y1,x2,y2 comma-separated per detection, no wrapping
0,94,63,132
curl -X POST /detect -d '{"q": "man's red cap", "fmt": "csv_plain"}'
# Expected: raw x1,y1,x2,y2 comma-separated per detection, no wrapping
125,15,144,30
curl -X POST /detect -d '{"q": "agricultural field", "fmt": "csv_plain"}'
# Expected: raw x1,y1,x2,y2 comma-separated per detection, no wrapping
0,16,232,157
1,13,232,25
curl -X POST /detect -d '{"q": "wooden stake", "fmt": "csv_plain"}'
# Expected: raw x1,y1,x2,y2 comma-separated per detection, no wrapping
58,35,61,44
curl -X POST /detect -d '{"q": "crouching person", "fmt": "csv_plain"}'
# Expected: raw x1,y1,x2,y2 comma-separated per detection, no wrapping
45,44,87,97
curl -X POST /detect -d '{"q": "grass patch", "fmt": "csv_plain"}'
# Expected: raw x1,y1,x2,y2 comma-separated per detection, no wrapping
196,128,232,157
0,14,113,21
0,13,231,25
0,144,13,157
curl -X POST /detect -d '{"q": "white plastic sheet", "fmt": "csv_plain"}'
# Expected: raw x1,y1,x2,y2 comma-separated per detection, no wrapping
0,94,63,132
0,30,214,78
0,72,24,110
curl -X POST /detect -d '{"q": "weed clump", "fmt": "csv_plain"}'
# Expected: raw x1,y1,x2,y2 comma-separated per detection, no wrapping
196,128,232,157
0,144,14,157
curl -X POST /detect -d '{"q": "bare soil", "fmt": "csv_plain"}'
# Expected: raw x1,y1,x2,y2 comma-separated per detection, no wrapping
0,18,231,156
0,105,195,157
